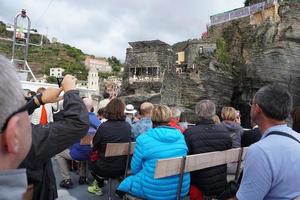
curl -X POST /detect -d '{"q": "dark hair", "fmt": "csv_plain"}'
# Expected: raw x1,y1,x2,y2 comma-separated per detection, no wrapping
29,91,36,97
97,108,105,116
254,84,292,120
104,98,125,121
291,106,300,132
103,91,110,99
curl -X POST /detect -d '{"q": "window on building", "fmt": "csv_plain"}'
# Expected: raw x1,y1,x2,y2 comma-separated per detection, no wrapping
199,46,204,54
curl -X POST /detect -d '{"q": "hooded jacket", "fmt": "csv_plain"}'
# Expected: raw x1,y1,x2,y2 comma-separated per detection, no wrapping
221,121,244,149
117,126,190,200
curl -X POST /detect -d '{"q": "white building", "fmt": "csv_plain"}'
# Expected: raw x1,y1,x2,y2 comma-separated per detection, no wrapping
50,68,64,77
87,67,99,93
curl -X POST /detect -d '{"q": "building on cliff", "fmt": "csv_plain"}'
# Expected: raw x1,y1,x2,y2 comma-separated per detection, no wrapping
210,0,280,26
120,40,175,99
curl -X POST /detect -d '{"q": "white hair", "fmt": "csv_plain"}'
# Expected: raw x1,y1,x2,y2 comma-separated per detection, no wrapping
0,55,25,131
195,99,216,119
171,107,181,118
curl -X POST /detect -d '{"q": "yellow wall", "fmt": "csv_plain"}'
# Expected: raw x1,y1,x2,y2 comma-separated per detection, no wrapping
176,51,185,64
250,5,280,25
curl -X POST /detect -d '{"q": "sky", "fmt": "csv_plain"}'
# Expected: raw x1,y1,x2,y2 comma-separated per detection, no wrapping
0,0,244,60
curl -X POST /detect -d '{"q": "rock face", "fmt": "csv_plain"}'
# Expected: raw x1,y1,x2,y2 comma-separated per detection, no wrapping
121,1,300,127
207,0,300,127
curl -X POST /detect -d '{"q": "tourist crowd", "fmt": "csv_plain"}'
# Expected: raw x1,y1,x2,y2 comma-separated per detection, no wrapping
0,54,300,200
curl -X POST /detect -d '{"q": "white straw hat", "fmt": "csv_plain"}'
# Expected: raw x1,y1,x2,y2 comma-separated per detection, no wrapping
125,104,137,114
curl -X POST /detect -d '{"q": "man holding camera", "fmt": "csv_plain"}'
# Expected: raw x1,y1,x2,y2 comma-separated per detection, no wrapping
0,55,89,200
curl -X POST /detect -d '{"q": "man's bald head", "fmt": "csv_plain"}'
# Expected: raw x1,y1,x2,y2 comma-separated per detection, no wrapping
140,102,154,117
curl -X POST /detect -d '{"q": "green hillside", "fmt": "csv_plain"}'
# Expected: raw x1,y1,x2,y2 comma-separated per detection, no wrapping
0,21,88,80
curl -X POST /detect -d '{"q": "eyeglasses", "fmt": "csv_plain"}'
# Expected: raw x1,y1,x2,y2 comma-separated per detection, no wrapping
1,104,28,132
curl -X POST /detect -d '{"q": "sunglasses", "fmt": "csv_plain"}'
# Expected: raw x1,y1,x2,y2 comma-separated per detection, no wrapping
1,104,29,132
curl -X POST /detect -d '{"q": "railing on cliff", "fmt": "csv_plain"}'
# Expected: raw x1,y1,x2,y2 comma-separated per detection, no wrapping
210,0,279,26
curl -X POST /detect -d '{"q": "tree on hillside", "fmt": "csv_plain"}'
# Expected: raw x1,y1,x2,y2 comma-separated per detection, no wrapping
216,38,230,67
107,56,122,72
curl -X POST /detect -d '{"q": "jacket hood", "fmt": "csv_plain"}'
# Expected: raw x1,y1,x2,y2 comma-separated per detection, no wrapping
222,121,242,132
149,126,182,143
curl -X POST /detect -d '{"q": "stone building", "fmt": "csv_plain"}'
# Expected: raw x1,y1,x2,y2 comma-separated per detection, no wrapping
120,40,176,100
173,39,216,71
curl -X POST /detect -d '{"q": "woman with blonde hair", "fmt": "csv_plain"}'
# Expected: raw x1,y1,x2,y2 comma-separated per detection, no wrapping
116,104,190,199
221,106,244,174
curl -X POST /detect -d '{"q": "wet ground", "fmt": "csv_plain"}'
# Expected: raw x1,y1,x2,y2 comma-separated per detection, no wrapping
53,159,122,200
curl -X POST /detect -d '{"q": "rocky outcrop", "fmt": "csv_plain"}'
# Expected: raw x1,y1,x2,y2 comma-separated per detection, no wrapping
206,0,300,127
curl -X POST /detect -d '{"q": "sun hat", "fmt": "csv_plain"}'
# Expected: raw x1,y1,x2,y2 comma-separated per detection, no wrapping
125,104,137,114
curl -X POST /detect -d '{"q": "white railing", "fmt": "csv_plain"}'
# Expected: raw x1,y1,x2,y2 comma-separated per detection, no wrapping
210,0,278,25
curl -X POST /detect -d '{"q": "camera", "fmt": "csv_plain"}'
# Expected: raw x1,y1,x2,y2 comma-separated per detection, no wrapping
56,77,64,87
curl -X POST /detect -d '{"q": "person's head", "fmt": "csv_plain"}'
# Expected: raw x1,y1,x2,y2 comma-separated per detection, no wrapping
151,105,172,126
195,100,216,120
140,102,154,118
104,98,125,121
171,107,181,122
29,91,36,97
0,55,32,170
37,87,46,94
251,84,292,128
212,115,221,124
97,108,105,120
291,106,300,132
83,97,93,112
221,107,238,121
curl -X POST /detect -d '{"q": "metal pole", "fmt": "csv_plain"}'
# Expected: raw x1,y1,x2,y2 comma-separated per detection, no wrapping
176,156,186,200
108,178,112,200
124,141,131,178
235,148,244,181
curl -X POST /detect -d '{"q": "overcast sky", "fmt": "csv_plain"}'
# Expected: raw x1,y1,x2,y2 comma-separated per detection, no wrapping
0,0,244,60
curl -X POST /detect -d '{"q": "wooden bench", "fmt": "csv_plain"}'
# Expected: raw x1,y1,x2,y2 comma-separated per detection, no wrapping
104,142,248,200
103,142,136,200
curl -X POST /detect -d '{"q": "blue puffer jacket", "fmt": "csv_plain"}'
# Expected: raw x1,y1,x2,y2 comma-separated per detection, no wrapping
117,126,190,200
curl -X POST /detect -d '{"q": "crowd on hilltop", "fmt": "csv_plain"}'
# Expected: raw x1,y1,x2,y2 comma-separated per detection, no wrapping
0,54,300,200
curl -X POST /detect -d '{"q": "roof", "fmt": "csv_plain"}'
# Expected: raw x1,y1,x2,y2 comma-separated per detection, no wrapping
129,40,171,49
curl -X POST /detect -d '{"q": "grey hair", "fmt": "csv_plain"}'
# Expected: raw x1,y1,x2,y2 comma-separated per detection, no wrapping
195,100,216,119
254,84,292,120
171,107,181,118
0,55,25,132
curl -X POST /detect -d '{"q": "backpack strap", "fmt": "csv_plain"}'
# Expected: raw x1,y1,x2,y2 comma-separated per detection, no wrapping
266,131,300,144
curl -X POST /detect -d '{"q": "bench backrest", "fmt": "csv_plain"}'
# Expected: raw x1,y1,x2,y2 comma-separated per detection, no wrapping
104,142,136,157
155,147,248,179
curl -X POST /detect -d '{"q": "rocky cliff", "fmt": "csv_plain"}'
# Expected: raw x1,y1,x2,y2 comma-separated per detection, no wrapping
207,0,300,127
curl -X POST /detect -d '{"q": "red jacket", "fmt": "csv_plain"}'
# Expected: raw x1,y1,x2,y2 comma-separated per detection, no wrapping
168,119,185,133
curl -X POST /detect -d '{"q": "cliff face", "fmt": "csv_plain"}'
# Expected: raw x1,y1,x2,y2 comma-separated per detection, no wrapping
206,0,300,127
242,1,300,105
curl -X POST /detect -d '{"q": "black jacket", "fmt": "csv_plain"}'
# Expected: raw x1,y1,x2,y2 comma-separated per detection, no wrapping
20,90,89,200
91,120,131,177
241,127,261,147
184,119,232,196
